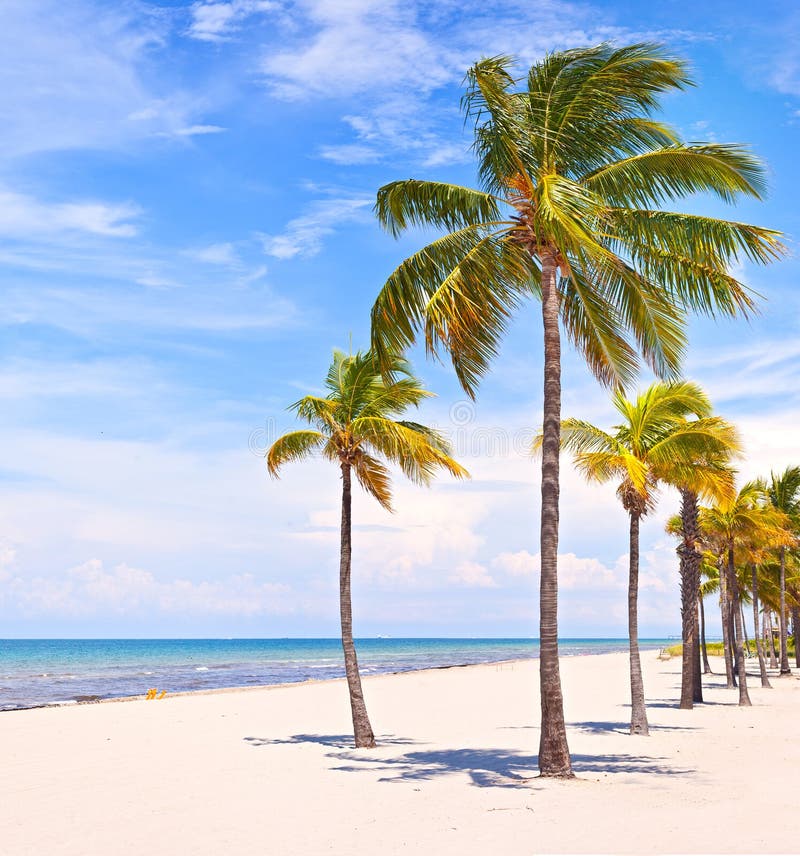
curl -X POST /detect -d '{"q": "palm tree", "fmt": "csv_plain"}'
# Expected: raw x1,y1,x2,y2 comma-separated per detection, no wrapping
699,483,791,705
664,429,741,707
559,380,737,733
267,349,467,747
370,44,782,775
765,467,800,675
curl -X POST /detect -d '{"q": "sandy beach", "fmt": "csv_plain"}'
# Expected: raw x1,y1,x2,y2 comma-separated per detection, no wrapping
2,650,799,855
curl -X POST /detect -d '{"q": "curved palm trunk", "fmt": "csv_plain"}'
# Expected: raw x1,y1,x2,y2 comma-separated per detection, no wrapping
678,489,700,709
537,252,573,777
628,511,649,734
793,607,800,668
727,546,751,706
339,462,376,748
779,546,791,675
751,564,772,689
718,560,736,688
699,595,712,674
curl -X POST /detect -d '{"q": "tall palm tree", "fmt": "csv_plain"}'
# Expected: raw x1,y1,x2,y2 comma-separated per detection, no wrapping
765,467,800,675
267,349,467,747
699,483,791,706
558,380,737,733
370,44,782,775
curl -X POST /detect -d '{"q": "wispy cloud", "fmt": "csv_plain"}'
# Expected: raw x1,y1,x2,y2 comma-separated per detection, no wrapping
0,187,140,238
260,196,373,259
187,0,276,42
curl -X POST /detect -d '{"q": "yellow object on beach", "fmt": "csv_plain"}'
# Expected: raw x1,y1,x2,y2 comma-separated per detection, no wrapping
145,688,166,700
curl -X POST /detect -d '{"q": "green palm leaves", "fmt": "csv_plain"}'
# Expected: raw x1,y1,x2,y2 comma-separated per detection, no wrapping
267,349,467,510
371,44,783,397
558,381,740,512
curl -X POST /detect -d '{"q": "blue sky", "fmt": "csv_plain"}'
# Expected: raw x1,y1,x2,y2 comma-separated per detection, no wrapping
1,0,798,638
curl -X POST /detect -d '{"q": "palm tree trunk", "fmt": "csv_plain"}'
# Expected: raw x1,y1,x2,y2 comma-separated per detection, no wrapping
766,611,778,669
693,601,703,703
741,603,750,657
751,564,772,689
699,595,712,674
779,546,791,675
719,560,736,688
339,462,376,748
728,546,751,706
678,488,700,709
537,251,573,778
628,511,649,735
793,606,800,668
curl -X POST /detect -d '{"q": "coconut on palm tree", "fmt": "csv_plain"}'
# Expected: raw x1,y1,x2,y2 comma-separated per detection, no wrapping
765,467,800,675
266,349,467,747
556,380,737,732
370,44,782,775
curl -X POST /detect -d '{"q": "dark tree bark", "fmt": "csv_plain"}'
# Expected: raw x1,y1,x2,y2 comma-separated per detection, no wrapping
699,595,712,674
693,603,703,704
779,546,791,675
678,489,701,709
751,564,772,689
727,546,751,706
793,606,800,669
628,511,649,735
719,560,736,688
339,462,376,748
537,252,573,777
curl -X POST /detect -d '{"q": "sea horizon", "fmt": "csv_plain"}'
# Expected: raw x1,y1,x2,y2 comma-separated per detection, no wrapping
1,637,677,711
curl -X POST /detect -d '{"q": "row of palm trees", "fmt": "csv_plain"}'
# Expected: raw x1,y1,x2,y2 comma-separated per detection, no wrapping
558,381,800,733
266,42,787,774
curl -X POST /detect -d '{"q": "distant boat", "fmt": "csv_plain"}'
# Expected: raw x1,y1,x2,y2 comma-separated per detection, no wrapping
376,635,391,639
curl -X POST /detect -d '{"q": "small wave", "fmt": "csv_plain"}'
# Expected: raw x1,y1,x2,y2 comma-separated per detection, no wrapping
195,667,209,671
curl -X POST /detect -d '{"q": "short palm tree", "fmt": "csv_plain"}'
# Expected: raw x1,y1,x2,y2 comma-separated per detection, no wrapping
267,349,467,747
765,467,800,675
699,483,792,705
370,44,782,775
558,380,737,733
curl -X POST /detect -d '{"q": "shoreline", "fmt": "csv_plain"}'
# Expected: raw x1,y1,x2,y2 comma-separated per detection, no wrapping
0,646,662,714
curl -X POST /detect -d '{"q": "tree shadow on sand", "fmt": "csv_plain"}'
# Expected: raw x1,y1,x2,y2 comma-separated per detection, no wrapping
243,733,417,749
567,720,698,734
244,736,695,788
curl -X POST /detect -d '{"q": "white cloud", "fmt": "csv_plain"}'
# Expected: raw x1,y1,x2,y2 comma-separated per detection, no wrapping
492,550,538,577
318,144,383,165
188,0,276,42
3,558,292,618
448,560,497,588
186,242,241,266
0,187,140,238
491,548,624,590
170,124,227,137
260,196,372,259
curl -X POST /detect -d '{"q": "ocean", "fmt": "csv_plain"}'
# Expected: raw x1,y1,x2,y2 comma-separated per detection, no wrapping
0,638,670,711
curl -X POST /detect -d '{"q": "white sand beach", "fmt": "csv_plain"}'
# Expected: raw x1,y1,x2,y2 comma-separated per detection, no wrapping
2,650,799,855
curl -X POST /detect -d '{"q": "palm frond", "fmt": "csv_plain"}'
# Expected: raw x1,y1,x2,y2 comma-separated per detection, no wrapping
266,430,325,477
585,144,769,206
375,180,503,238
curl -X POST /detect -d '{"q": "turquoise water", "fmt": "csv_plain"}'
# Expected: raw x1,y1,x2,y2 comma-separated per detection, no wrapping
0,638,670,710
